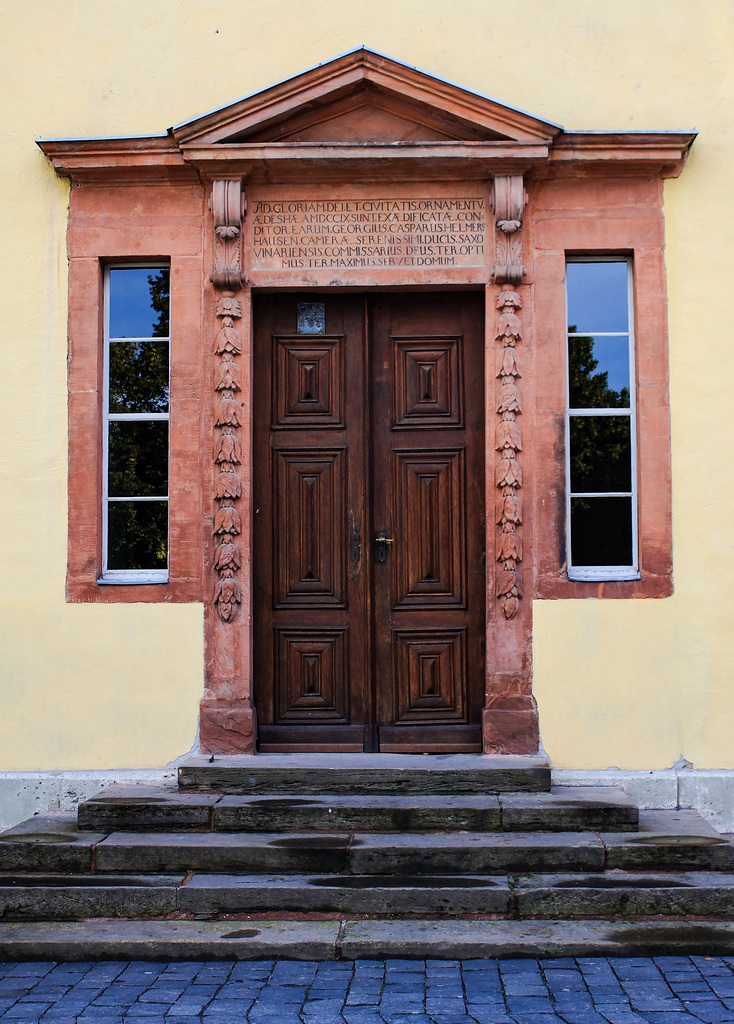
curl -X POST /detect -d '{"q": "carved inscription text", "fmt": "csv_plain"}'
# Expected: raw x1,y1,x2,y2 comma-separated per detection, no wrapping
250,198,486,271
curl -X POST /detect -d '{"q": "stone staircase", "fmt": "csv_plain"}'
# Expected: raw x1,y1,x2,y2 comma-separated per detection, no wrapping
1,754,734,960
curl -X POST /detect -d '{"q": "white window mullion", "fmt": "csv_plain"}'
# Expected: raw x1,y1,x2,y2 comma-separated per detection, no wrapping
108,413,170,421
107,496,169,502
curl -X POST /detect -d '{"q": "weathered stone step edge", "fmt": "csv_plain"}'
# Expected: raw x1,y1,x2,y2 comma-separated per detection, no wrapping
176,753,551,794
3,811,732,875
179,870,734,918
5,870,734,921
88,830,607,875
0,874,185,920
3,918,734,960
77,785,638,833
516,870,734,918
88,830,734,875
0,873,511,920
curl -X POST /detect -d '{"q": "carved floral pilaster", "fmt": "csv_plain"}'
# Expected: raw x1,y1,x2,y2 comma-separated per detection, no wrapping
492,175,526,620
211,180,245,622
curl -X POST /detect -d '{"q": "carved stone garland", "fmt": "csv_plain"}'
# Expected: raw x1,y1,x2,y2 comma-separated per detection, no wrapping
211,179,245,622
492,175,526,620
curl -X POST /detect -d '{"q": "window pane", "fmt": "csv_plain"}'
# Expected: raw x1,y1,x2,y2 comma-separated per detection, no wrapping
109,267,170,338
570,416,631,493
571,497,633,566
569,335,630,409
567,261,628,333
108,421,168,497
109,341,169,413
108,500,168,570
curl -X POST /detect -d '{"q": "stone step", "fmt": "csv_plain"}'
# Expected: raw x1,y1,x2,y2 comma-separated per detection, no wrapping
95,831,354,874
2,918,734,960
2,810,731,877
339,919,734,959
177,869,734,918
77,788,221,832
0,874,184,920
176,753,551,794
499,787,638,832
0,814,104,873
600,809,734,871
2,867,734,922
515,870,734,918
83,827,734,876
77,785,637,833
3,827,606,875
179,873,512,916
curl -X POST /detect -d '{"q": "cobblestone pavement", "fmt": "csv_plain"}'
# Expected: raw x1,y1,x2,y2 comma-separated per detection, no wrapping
1,956,734,1023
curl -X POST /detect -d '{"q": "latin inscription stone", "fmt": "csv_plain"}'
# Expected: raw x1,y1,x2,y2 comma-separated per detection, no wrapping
251,198,486,271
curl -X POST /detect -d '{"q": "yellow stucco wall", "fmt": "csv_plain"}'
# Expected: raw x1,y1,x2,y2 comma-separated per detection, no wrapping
1,0,731,769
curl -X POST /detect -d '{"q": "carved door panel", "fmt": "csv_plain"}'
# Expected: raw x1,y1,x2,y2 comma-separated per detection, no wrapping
253,292,484,752
371,293,485,752
253,294,370,751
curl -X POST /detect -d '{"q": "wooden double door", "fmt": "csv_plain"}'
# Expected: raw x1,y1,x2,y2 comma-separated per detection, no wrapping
253,292,486,752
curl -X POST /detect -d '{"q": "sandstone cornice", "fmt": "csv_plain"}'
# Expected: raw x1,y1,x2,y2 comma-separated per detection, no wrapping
37,132,696,186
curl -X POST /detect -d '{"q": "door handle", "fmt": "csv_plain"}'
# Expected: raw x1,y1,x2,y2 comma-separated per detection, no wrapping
375,531,394,563
350,530,362,564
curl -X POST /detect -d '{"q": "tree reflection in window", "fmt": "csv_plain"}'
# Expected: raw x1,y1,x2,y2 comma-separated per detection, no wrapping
568,330,630,493
109,342,169,413
148,268,169,338
568,331,629,409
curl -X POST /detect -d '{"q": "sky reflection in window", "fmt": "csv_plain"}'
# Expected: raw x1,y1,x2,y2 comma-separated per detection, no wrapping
567,261,628,333
109,267,170,338
569,335,630,408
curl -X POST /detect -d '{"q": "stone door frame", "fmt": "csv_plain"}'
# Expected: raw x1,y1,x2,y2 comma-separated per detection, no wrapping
201,175,536,755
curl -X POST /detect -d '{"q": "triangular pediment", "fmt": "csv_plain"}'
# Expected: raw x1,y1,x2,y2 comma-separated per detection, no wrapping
224,84,495,144
172,48,562,147
38,49,695,185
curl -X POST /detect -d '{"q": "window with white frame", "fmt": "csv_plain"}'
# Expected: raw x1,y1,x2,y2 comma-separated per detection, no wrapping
565,258,638,580
102,265,170,581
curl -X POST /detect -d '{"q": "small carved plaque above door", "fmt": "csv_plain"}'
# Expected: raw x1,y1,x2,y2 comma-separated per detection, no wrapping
297,302,326,334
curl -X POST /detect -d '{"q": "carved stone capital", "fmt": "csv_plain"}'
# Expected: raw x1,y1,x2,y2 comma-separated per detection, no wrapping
211,179,246,289
491,174,526,286
493,175,525,227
